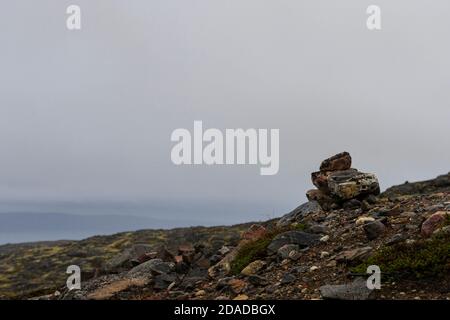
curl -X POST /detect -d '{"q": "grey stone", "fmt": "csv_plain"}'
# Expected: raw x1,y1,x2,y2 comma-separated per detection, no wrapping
308,224,328,234
281,273,296,284
277,201,322,227
386,233,406,246
267,231,320,255
104,244,154,272
127,259,174,278
277,244,299,260
363,220,386,240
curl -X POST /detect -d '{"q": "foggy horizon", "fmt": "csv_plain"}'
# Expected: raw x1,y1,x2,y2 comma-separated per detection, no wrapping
1,1,450,243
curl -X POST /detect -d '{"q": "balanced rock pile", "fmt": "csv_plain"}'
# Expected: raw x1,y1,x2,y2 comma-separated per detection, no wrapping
306,152,380,210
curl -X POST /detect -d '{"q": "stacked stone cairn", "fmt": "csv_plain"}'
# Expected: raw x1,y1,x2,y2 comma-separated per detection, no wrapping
306,152,380,210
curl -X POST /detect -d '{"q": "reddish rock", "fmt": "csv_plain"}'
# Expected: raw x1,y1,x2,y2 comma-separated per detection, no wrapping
178,244,195,264
306,189,334,210
241,224,267,241
174,255,184,264
306,189,331,203
311,171,331,192
320,152,352,172
421,211,449,237
228,278,247,294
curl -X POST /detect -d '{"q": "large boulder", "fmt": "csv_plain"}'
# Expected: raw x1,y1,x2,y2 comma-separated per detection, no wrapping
277,201,322,227
267,231,320,255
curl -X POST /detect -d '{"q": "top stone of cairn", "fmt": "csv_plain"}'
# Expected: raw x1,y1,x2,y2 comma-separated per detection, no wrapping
319,152,352,172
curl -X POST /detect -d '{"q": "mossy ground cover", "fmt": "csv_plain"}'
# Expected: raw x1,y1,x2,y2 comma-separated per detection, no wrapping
0,224,251,299
352,232,450,279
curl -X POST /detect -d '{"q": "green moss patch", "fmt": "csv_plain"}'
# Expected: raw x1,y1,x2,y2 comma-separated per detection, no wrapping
230,237,273,275
352,233,450,279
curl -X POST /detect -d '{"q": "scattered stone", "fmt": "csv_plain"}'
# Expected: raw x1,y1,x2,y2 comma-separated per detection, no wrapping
104,244,172,272
363,220,386,240
421,211,449,237
153,273,177,290
281,273,296,284
308,224,328,234
386,233,406,246
267,231,320,255
128,259,174,278
218,246,231,256
277,244,299,260
320,235,330,242
306,189,333,207
228,279,247,294
176,244,195,264
241,224,267,241
310,266,319,272
241,260,266,276
195,290,206,297
288,250,301,261
247,275,268,286
320,251,330,259
233,294,249,300
355,216,375,226
433,225,450,236
336,247,372,264
343,199,362,209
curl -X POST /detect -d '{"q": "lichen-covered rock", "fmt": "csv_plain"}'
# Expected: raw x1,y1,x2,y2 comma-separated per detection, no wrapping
327,169,380,200
277,244,299,260
240,260,266,276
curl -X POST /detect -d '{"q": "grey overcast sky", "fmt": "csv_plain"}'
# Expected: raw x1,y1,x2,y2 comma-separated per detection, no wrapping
0,1,449,225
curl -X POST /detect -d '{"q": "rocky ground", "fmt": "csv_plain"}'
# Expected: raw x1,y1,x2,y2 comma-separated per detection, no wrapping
1,152,449,300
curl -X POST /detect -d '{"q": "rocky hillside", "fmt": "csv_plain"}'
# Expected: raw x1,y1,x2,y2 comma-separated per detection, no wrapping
1,152,449,300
